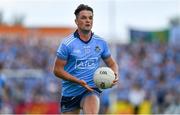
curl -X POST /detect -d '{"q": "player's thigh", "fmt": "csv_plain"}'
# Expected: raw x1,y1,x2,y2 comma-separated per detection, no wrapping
81,94,100,114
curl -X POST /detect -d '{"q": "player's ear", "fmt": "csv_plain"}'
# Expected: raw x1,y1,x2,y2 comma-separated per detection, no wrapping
75,19,78,25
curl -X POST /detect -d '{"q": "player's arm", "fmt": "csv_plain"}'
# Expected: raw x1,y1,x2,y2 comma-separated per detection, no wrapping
103,56,119,86
53,57,93,92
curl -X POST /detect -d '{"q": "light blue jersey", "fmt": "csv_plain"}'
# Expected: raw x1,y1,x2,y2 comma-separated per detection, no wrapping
56,31,111,96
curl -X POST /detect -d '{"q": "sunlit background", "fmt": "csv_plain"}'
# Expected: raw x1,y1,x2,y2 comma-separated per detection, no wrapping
0,0,180,114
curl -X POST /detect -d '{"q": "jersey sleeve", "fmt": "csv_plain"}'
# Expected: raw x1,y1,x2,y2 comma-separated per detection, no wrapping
56,42,69,60
101,41,111,59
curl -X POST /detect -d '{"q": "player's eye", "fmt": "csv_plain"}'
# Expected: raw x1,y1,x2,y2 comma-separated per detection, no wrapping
81,16,87,19
89,16,93,20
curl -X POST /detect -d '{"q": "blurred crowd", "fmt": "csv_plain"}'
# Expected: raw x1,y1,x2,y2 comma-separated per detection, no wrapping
104,41,180,114
0,35,60,114
0,34,56,70
0,35,180,114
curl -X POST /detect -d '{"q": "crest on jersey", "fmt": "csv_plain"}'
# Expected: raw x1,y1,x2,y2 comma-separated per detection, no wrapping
95,46,101,52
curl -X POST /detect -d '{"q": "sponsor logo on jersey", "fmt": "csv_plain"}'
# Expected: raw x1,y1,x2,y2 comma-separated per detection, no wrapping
75,58,98,69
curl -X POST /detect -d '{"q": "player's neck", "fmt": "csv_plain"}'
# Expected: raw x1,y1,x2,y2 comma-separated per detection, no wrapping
78,29,91,41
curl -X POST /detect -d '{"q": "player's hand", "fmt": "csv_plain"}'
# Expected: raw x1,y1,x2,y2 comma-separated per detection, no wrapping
79,80,94,92
111,73,119,87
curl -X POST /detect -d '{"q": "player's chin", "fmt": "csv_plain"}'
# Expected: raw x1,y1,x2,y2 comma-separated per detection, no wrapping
84,26,92,30
82,29,91,33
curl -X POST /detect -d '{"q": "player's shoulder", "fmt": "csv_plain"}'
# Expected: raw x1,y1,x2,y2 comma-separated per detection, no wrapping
61,33,77,46
93,34,107,43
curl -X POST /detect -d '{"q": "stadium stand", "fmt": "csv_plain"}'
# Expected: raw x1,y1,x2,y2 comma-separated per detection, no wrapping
0,25,179,114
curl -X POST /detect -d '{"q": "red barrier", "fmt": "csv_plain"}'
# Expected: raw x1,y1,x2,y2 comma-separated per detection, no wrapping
15,102,59,114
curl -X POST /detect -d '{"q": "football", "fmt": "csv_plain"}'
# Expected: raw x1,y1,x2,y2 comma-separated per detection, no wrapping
93,67,115,89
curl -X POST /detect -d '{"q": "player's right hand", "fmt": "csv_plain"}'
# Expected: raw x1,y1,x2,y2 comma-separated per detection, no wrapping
79,80,94,92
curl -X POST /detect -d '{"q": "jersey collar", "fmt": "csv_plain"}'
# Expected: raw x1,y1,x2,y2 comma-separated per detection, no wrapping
74,30,94,44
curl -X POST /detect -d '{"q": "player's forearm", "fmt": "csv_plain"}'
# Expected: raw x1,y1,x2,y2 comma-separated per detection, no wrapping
53,68,81,84
106,58,119,75
104,57,119,76
53,68,93,91
109,62,119,76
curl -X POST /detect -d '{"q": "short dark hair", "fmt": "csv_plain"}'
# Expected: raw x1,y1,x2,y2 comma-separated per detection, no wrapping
74,4,93,17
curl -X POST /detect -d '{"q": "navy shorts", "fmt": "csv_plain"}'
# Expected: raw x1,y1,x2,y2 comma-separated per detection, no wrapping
60,88,102,113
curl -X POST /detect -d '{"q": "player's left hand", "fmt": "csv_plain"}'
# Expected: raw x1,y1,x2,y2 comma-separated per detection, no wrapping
111,73,119,87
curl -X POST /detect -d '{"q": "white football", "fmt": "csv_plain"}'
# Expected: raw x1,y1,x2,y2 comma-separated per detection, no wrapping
93,67,115,89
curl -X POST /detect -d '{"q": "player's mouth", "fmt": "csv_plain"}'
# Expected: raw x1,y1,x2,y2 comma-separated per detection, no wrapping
85,24,91,27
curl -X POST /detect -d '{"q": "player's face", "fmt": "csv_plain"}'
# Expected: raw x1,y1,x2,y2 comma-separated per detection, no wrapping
75,10,93,33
